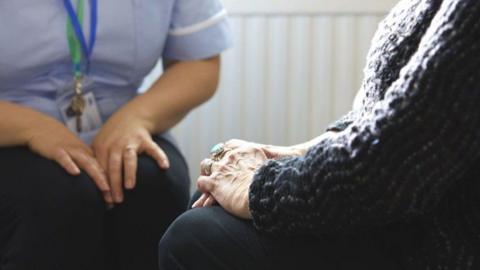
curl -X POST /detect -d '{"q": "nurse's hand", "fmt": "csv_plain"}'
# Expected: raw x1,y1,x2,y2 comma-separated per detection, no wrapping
26,119,112,203
92,114,169,204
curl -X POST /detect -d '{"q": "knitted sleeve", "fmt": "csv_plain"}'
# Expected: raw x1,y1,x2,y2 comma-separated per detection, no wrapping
249,0,480,235
326,0,442,132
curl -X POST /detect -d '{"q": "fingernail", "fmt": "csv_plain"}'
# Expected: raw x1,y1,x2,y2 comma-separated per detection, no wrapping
103,184,110,192
125,180,134,190
104,192,113,203
163,161,170,169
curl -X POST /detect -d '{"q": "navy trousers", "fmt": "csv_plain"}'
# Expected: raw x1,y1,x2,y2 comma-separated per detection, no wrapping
0,137,190,270
158,193,403,270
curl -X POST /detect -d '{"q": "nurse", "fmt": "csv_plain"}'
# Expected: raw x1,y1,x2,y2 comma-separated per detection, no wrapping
0,0,232,270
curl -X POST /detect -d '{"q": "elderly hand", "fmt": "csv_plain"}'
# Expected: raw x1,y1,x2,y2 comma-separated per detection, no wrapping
193,139,303,210
193,143,269,219
222,139,304,159
92,112,169,204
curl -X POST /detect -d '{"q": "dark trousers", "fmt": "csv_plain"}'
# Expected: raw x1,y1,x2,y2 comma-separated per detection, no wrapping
158,193,403,270
0,137,190,270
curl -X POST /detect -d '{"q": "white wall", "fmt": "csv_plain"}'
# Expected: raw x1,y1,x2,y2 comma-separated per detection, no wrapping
143,0,397,185
222,0,397,14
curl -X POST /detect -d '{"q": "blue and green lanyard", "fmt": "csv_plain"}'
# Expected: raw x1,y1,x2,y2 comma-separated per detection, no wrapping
63,0,97,132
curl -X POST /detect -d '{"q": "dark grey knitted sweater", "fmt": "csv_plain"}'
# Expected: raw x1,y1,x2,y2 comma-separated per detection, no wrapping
249,0,480,268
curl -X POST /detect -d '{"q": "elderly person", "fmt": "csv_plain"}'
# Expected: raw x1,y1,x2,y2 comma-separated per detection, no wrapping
158,0,480,269
0,0,232,269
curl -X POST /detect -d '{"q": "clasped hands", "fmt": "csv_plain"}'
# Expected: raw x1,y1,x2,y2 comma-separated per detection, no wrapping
192,139,303,219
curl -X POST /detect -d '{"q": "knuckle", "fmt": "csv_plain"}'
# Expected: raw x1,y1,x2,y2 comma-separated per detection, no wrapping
218,164,229,172
53,148,66,160
211,162,222,172
227,154,236,162
109,162,120,172
111,141,124,150
200,159,209,167
211,173,221,181
110,152,122,162
94,144,108,154
74,151,88,162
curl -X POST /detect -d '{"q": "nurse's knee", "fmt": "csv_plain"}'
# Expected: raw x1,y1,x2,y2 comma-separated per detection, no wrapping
27,161,104,216
135,154,190,208
1,148,104,217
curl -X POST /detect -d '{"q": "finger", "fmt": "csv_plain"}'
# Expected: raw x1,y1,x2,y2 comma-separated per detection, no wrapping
93,144,109,173
69,149,111,193
200,159,214,176
123,146,138,190
197,175,215,193
103,191,114,205
54,149,80,175
203,195,216,207
108,150,124,203
143,141,169,169
68,150,113,204
192,193,209,208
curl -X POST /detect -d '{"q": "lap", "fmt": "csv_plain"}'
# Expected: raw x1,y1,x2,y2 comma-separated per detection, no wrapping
0,137,190,270
159,205,401,270
0,137,189,211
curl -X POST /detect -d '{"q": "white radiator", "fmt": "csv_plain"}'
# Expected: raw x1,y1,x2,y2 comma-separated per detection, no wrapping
143,1,395,184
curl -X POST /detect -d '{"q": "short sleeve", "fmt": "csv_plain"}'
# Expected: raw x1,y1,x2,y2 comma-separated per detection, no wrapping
163,0,233,60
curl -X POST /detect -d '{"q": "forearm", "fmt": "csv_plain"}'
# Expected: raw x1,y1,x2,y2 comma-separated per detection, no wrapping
113,56,221,134
0,101,60,147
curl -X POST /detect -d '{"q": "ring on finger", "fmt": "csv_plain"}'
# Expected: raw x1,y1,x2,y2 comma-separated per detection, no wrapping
210,143,229,161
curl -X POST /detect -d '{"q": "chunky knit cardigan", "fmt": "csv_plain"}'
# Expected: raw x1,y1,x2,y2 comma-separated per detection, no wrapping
249,0,480,268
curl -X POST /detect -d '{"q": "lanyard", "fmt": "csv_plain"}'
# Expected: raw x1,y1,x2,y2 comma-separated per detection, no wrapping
64,0,98,78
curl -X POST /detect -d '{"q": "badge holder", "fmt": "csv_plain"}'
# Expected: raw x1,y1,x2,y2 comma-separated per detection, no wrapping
57,76,102,135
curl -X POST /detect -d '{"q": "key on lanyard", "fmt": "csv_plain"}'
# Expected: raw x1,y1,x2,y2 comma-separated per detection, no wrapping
69,78,86,133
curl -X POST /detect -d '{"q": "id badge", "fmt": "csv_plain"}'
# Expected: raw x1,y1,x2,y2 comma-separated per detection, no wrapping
57,77,103,134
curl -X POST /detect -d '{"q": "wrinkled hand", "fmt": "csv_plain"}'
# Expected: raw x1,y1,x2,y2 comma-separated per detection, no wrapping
193,144,269,219
222,139,303,160
194,139,303,209
27,118,111,203
92,113,169,204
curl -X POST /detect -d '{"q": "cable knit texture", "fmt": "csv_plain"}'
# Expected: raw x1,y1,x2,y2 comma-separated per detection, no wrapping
249,0,480,269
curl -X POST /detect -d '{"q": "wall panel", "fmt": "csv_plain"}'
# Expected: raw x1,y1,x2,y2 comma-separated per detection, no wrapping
143,10,390,184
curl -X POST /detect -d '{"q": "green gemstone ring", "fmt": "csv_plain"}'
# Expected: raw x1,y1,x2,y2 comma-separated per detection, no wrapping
210,143,225,161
